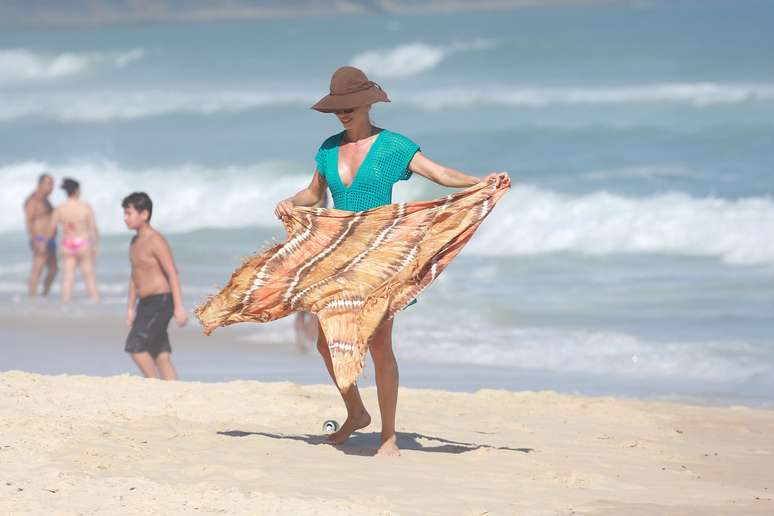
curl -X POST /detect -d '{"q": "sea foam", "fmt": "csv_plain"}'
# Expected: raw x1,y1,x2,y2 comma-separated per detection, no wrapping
407,83,774,110
3,160,774,265
0,48,144,84
1,160,309,234
3,82,772,122
350,40,496,78
240,320,772,384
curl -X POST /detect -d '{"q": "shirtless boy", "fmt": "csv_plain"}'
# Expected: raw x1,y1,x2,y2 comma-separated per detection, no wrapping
24,174,57,296
122,192,188,380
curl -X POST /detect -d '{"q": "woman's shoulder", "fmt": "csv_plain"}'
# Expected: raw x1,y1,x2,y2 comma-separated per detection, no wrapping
319,132,344,150
380,129,419,153
315,132,343,175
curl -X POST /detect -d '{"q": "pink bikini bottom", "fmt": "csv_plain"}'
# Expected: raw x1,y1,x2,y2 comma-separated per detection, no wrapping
62,237,89,253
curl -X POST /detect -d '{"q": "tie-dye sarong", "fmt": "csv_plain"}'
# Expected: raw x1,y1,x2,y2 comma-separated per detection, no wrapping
195,176,510,390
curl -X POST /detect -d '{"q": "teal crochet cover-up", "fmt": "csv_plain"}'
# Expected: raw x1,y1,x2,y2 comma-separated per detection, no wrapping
315,129,421,307
315,129,420,212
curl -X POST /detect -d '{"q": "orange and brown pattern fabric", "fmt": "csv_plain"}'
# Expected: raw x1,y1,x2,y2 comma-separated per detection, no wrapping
195,175,510,390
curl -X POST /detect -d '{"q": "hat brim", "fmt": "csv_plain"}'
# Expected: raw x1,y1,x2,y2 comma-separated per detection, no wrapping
311,86,390,113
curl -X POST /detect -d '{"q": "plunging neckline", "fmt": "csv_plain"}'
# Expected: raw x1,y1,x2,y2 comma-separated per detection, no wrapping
334,129,386,191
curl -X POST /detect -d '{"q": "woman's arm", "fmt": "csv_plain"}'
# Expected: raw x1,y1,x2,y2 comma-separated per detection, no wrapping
87,204,99,247
409,152,507,188
274,171,328,219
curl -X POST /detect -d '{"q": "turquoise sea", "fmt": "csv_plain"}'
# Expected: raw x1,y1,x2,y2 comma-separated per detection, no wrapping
1,0,773,405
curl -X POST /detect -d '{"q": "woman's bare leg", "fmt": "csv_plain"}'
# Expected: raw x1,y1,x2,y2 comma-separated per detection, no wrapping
369,318,400,457
78,250,100,302
154,352,177,380
61,255,76,302
316,321,371,444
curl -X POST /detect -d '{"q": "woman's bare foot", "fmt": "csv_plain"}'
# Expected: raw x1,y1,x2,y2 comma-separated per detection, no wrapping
327,409,371,445
375,434,400,457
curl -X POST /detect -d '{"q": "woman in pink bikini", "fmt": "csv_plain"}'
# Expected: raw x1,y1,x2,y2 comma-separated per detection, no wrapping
50,178,100,302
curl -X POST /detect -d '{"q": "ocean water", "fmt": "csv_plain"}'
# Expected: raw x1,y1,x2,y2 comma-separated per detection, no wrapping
1,0,773,405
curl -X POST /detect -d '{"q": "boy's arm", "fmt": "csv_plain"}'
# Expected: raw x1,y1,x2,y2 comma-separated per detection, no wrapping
152,233,188,327
127,278,137,327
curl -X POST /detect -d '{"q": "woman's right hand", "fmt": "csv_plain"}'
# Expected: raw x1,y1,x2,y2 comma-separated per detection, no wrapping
274,199,295,219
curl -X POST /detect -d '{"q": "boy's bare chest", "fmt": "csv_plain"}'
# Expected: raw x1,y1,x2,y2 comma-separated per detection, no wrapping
130,240,157,269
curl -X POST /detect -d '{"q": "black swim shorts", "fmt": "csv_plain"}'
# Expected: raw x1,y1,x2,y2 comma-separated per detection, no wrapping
125,293,174,357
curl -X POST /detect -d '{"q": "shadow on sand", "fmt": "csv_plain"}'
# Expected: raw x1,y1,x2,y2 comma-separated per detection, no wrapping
217,429,533,456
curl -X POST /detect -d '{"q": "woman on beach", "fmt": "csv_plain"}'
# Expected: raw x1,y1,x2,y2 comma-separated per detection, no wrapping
274,66,508,456
50,178,100,302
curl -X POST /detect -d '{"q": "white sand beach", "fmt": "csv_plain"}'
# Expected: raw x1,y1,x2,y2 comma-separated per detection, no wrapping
1,371,772,515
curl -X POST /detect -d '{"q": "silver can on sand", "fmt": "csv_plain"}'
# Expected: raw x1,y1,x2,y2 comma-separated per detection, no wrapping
322,420,339,433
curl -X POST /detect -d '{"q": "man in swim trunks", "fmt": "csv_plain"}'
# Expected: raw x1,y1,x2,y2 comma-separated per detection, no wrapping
24,173,58,296
122,192,188,380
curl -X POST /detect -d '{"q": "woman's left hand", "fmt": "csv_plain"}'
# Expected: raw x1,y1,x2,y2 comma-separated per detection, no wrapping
481,172,510,188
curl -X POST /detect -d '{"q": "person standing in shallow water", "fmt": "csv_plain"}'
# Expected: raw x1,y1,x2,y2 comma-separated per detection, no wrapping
275,66,509,457
24,173,58,297
50,178,100,302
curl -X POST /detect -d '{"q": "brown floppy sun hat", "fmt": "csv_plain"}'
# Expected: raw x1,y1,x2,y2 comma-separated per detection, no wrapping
311,66,390,113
